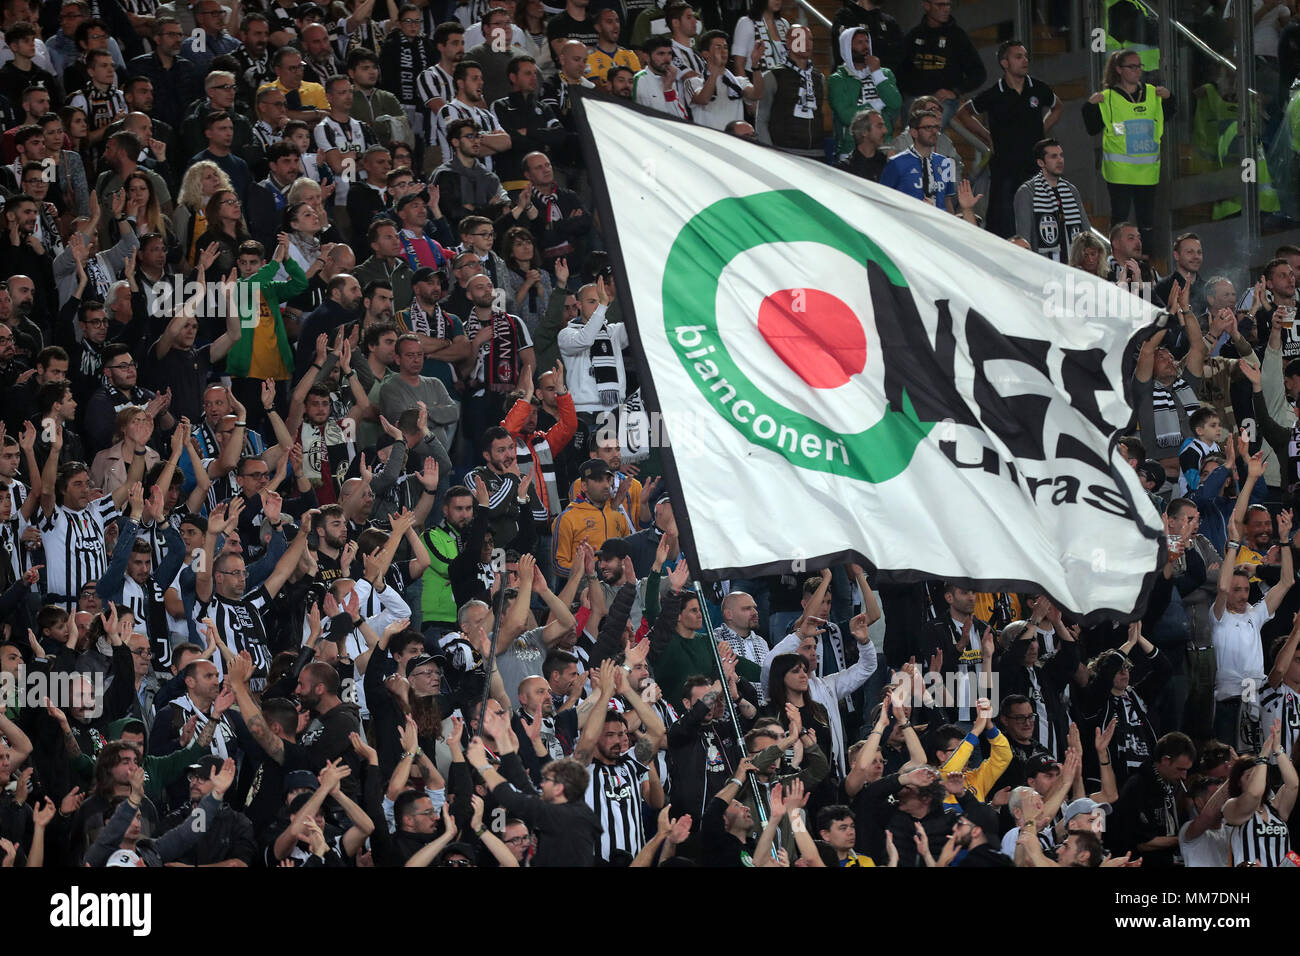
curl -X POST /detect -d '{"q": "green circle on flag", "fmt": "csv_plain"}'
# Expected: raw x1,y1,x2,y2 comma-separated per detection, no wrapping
662,188,934,481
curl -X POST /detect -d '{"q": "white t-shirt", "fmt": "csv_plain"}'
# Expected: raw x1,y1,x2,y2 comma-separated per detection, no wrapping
686,71,752,131
1211,600,1271,701
1178,819,1231,867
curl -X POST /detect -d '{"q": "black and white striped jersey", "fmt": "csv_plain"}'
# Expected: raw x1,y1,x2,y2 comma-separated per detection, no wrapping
434,98,504,173
1229,802,1292,867
41,496,119,605
1261,683,1300,759
194,585,274,684
585,753,650,861
312,114,377,204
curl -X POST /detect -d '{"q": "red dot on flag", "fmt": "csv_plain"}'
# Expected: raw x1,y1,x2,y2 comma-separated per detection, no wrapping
756,288,866,389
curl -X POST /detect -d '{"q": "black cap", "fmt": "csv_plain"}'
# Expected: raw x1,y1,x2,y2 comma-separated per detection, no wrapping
285,769,319,794
292,2,324,18
440,841,479,865
961,801,1000,839
1136,459,1166,489
1025,753,1060,777
597,537,632,560
411,265,441,284
578,459,615,481
375,432,396,452
406,653,445,676
395,189,429,211
179,512,208,534
187,754,225,777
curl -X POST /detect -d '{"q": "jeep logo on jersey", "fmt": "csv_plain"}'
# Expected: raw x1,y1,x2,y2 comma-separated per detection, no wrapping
661,188,947,482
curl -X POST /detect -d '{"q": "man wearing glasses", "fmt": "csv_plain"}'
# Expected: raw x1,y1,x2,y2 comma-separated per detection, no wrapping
431,119,511,225
379,2,440,144
84,342,176,454
179,0,238,73
180,70,254,160
128,15,201,131
881,108,980,224
258,47,329,126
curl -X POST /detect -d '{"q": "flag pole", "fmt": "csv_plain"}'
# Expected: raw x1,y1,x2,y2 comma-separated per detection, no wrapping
692,581,774,842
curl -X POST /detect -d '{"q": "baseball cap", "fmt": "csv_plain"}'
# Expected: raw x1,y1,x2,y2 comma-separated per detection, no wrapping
395,189,429,211
1062,797,1112,824
597,537,632,560
1025,753,1060,777
285,769,319,794
1136,459,1165,488
411,265,441,284
578,459,614,481
406,652,445,676
960,801,1000,838
292,2,324,18
187,754,225,778
105,849,142,867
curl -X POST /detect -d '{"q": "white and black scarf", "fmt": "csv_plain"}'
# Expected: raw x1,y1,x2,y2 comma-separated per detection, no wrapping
789,58,816,119
909,145,943,201
1028,171,1085,262
575,313,619,406
1151,376,1200,449
404,297,449,340
750,15,788,71
171,695,234,760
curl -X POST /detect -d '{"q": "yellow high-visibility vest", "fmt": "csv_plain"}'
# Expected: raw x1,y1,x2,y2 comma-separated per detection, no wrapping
1100,84,1163,185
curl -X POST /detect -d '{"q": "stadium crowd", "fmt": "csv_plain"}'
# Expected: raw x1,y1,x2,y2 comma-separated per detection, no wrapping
0,0,1294,870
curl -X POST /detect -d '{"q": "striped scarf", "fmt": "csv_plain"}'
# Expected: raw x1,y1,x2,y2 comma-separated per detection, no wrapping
1151,376,1199,450
171,695,233,760
1027,171,1084,261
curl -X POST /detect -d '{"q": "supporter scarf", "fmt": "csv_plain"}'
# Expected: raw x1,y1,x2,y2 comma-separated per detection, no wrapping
466,308,521,391
171,695,233,759
398,228,447,271
1028,171,1084,261
579,314,620,406
540,190,574,259
85,254,111,299
1151,376,1198,450
751,14,788,70
717,69,745,100
81,82,120,129
908,146,942,201
788,58,815,119
405,297,449,339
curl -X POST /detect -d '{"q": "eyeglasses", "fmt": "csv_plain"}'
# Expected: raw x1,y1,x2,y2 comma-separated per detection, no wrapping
83,317,108,327
216,568,247,577
86,31,107,39
221,198,240,206
242,469,269,479
130,647,152,658
503,835,529,844
107,361,136,370
1003,713,1036,722
1121,63,1142,70
469,230,493,238
400,16,421,23
444,858,473,867
210,83,236,90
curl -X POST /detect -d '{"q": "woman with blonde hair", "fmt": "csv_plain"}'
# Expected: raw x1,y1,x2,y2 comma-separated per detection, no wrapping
173,161,234,270
90,406,161,494
1068,232,1109,277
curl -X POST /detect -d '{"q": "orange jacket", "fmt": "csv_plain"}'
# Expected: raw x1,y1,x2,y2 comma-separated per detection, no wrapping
502,392,578,520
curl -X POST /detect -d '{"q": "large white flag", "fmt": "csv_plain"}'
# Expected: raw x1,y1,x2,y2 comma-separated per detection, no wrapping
576,95,1164,621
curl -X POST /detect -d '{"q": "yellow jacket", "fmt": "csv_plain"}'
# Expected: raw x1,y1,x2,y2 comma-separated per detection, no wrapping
551,496,631,575
939,726,1012,807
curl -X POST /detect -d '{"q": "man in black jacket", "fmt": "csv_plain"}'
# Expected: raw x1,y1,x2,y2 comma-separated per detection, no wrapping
157,754,258,866
1108,731,1196,867
856,763,954,866
490,54,569,190
830,0,904,71
896,0,985,129
472,735,600,866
